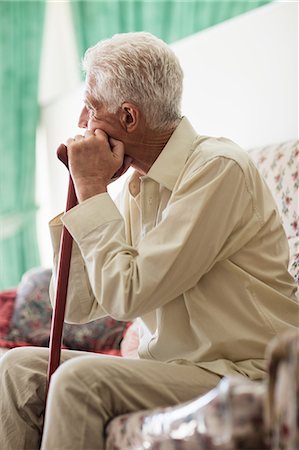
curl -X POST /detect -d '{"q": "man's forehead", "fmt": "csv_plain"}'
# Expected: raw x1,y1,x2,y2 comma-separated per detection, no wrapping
83,88,97,109
83,75,96,100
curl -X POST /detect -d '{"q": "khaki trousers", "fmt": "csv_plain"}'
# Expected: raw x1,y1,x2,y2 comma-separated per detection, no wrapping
0,346,221,450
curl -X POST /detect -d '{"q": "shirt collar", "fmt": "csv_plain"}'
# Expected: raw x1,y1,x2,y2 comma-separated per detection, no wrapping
146,117,198,191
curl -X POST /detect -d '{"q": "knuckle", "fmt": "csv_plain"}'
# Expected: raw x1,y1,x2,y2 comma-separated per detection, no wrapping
95,129,106,139
67,141,79,152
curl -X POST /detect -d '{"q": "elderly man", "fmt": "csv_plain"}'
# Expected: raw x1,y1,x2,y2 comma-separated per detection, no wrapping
0,32,298,450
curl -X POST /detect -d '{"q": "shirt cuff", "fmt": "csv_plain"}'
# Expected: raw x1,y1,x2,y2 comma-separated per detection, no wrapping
61,193,122,241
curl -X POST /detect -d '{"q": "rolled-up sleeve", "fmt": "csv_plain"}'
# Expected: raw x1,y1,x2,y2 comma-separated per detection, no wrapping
61,157,261,321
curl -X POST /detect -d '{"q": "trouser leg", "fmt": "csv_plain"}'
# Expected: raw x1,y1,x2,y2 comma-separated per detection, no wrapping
0,346,91,450
0,347,48,450
41,355,221,450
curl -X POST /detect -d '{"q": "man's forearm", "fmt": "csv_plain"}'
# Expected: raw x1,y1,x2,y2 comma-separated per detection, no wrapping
49,214,107,323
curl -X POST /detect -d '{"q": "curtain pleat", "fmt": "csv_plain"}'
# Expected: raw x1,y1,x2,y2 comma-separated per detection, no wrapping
0,0,45,289
71,0,272,60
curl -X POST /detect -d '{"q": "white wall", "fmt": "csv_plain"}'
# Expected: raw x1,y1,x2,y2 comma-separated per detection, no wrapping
173,0,298,149
36,0,298,267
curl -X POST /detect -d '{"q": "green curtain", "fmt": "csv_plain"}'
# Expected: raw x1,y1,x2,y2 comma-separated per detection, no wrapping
72,0,272,59
0,1,45,289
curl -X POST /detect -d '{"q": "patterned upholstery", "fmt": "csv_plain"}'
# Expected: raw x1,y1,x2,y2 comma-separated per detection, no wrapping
0,267,128,353
248,140,299,283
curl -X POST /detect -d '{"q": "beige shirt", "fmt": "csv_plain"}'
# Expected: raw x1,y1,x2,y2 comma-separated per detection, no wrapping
49,117,298,379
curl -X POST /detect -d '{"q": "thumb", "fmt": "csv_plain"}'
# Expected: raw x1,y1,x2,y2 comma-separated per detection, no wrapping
109,137,125,162
112,154,133,180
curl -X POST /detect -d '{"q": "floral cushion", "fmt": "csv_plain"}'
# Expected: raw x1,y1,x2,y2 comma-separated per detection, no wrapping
248,140,299,283
7,268,53,346
0,290,16,335
0,289,21,348
1,267,128,354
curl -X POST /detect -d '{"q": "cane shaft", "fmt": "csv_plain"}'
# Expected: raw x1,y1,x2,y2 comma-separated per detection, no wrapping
47,171,77,391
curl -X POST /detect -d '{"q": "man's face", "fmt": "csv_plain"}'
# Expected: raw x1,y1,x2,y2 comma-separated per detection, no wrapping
78,87,124,141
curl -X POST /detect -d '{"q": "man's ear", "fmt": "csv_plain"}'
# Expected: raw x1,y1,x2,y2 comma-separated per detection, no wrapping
119,102,140,132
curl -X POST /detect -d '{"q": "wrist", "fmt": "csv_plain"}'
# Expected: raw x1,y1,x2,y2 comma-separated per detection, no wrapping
76,182,107,203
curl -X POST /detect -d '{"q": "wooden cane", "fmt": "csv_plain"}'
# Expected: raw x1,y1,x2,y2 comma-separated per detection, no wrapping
46,144,78,393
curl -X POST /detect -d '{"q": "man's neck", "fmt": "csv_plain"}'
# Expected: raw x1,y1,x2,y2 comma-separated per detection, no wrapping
127,123,178,175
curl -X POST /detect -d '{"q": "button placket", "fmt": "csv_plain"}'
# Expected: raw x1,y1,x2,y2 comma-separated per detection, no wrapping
140,178,160,237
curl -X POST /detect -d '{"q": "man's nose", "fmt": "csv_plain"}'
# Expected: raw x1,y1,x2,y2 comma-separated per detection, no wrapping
78,106,88,128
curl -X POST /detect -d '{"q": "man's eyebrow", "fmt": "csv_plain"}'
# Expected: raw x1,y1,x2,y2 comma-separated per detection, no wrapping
83,98,95,109
83,101,91,108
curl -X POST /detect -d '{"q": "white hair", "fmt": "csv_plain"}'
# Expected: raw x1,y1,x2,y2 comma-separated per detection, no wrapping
82,32,183,130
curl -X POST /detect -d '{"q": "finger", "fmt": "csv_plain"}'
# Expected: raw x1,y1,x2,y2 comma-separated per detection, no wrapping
66,138,74,146
74,134,84,141
84,130,95,138
117,155,133,177
94,128,109,142
111,155,133,180
109,137,125,159
109,137,122,148
123,155,133,172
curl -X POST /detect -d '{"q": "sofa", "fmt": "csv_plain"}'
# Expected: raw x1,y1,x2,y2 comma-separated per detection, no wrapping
0,139,298,448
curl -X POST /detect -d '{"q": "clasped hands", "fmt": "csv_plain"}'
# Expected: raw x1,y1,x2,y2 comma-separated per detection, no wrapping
65,129,132,203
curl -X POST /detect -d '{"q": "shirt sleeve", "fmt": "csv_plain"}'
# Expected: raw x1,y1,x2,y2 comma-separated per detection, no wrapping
62,157,262,321
48,213,108,323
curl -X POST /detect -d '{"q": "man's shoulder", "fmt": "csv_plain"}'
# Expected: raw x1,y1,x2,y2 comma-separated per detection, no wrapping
189,135,251,170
